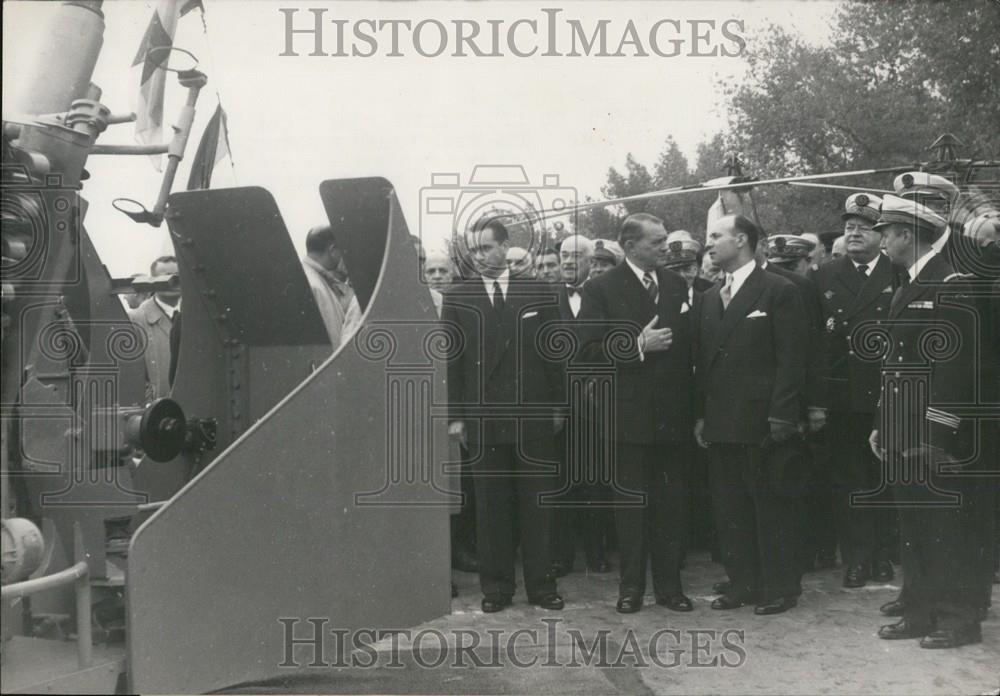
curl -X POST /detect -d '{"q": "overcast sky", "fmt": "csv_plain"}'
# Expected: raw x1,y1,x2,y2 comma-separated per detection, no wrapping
3,0,837,275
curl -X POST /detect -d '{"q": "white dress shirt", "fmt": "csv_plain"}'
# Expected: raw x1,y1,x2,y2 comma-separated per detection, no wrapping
625,257,657,290
482,269,510,306
725,258,757,298
566,286,582,317
154,296,180,320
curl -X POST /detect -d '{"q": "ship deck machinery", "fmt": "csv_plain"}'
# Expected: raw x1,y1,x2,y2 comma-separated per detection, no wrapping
2,2,453,692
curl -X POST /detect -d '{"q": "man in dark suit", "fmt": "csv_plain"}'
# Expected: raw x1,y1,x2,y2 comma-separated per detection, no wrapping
578,213,695,614
812,193,902,588
441,217,565,613
695,214,809,615
870,195,983,648
761,235,834,572
663,237,717,558
549,235,613,577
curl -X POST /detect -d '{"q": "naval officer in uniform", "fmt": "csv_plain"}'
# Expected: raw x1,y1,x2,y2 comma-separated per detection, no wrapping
870,195,983,648
812,193,904,588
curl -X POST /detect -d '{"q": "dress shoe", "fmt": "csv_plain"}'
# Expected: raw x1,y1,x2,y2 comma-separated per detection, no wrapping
711,594,748,610
481,595,513,613
550,561,571,578
843,564,869,588
656,593,694,612
878,619,932,640
616,595,643,614
754,596,797,615
871,560,894,583
587,559,611,573
451,548,479,573
529,593,564,610
451,582,458,598
919,625,981,649
712,580,732,594
879,599,906,617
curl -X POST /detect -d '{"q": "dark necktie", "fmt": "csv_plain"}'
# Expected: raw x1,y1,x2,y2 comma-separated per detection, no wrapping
890,275,910,313
857,263,869,277
642,272,658,304
492,280,505,314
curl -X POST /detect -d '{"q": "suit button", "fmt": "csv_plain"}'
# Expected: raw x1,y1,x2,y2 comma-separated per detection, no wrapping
897,356,903,361
848,350,854,356
837,308,843,313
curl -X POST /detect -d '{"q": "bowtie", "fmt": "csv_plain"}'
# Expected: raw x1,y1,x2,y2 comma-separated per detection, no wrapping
566,285,584,295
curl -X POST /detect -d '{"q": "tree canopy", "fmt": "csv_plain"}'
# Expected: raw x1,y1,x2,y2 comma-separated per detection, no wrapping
590,0,1000,242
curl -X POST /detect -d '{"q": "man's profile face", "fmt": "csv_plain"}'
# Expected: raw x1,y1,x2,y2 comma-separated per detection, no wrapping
801,233,825,267
626,222,669,270
560,244,592,285
705,219,742,270
152,260,180,303
701,252,722,282
423,256,453,291
466,228,508,277
506,250,534,278
842,217,881,261
879,224,912,266
589,257,615,279
676,261,699,287
536,253,560,283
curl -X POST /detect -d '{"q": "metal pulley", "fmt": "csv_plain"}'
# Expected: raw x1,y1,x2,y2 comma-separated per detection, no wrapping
124,398,186,463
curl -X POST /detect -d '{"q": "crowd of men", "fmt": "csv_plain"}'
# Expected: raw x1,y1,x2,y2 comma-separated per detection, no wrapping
434,171,999,650
125,171,998,651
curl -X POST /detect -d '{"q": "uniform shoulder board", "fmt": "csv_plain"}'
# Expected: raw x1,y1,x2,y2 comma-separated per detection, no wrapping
943,272,974,282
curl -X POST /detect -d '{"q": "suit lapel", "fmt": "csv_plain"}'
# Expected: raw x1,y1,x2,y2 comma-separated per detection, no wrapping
655,268,684,323
832,257,864,297
709,266,766,359
557,285,575,320
888,254,949,318
619,263,658,319
846,254,892,320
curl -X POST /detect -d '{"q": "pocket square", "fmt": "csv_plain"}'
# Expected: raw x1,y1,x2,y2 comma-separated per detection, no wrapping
522,311,539,319
746,310,767,318
680,301,690,314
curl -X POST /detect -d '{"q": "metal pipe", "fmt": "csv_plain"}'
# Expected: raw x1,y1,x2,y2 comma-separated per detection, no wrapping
75,566,93,668
90,143,170,156
137,500,168,512
151,73,206,222
0,560,88,599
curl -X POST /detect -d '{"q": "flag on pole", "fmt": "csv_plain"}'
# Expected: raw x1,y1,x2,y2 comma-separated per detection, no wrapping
132,0,183,169
186,103,231,190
